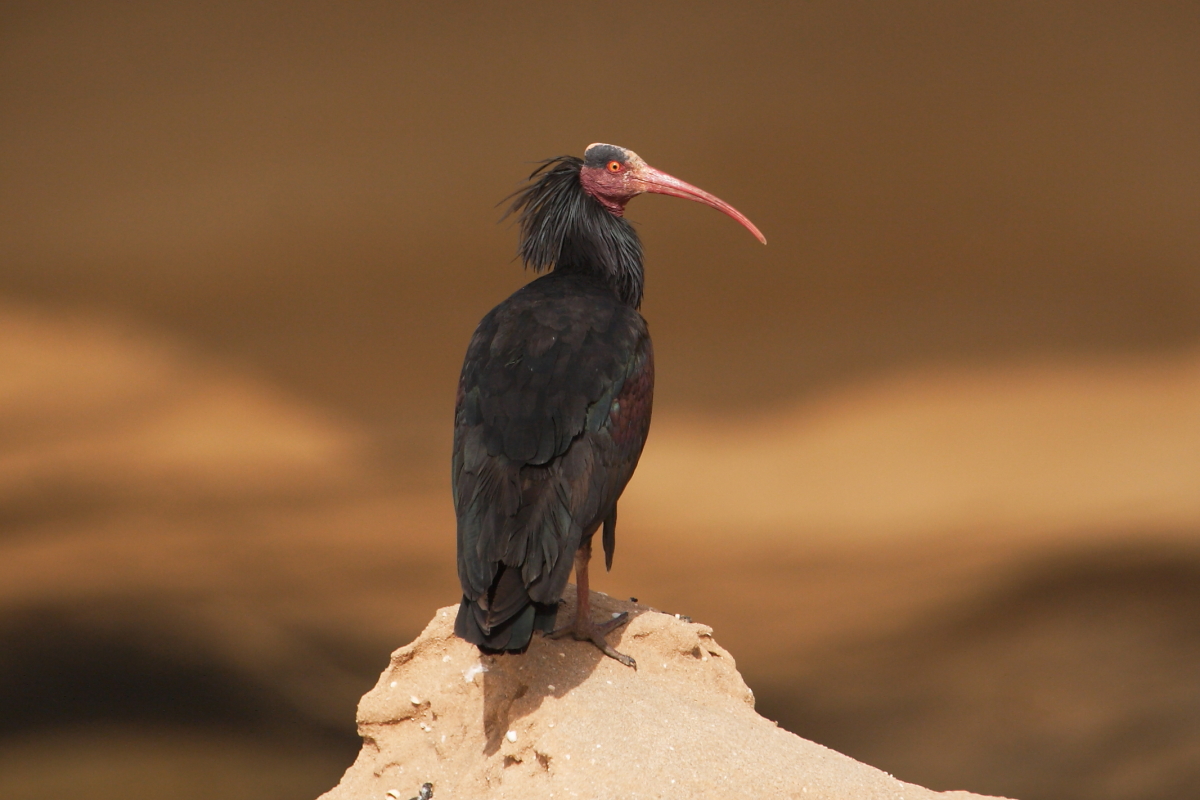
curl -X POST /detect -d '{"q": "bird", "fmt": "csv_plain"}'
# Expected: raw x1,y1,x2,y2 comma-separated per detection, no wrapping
452,143,765,668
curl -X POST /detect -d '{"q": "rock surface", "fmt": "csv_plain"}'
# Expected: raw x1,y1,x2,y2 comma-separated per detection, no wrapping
320,591,1011,800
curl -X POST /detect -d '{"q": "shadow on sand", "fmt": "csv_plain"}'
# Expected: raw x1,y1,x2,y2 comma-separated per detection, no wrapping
479,587,644,755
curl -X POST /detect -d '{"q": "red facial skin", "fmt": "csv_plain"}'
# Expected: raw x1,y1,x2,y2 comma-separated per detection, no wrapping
579,144,767,244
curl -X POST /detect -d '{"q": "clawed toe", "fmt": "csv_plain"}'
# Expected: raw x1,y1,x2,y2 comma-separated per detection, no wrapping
594,610,629,635
592,632,636,668
546,612,635,668
546,625,572,641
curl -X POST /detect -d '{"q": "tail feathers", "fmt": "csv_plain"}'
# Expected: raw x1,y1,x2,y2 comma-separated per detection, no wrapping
454,564,558,651
455,595,558,652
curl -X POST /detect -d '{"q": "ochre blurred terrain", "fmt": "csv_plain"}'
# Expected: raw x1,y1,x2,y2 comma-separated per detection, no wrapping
1,3,1198,800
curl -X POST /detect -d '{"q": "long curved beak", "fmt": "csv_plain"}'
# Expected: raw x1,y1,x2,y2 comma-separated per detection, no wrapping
633,164,767,244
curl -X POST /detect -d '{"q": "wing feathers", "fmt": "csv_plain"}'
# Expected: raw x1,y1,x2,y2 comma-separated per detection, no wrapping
453,272,654,647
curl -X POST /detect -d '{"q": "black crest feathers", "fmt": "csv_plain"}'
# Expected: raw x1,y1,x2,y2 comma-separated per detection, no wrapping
504,156,645,308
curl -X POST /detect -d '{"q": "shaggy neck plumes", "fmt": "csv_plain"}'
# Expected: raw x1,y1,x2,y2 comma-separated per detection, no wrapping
506,156,645,309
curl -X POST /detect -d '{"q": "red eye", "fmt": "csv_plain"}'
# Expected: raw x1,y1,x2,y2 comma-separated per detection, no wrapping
607,160,622,173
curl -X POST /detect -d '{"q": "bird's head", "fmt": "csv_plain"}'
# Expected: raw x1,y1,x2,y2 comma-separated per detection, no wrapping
579,143,766,244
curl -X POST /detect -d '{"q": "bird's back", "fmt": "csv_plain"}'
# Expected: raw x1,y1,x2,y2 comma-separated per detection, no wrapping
453,269,654,650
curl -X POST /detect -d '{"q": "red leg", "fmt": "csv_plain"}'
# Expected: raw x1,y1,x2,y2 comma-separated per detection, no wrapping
548,539,635,668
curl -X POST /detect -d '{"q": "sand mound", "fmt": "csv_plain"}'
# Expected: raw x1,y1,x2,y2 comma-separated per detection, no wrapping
320,592,1010,800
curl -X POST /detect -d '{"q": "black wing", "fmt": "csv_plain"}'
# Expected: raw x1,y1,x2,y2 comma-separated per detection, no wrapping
452,271,654,649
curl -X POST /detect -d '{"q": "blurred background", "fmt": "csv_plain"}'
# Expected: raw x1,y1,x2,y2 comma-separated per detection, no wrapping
2,2,1198,799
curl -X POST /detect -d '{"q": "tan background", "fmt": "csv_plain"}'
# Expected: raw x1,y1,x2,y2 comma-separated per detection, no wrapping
1,3,1198,799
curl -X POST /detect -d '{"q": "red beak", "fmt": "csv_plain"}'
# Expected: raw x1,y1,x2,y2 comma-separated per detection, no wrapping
633,164,767,244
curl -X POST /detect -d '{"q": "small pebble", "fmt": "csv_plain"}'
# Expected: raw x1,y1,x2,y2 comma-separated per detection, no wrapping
629,597,638,603
611,612,620,618
410,696,420,705
442,655,451,663
386,791,401,799
548,684,556,690
390,681,397,688
506,730,517,743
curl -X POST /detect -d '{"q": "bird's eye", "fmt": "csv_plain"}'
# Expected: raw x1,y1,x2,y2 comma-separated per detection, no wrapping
607,161,622,173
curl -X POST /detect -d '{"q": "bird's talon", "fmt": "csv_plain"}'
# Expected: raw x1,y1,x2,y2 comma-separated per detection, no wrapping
590,632,636,669
594,637,636,669
545,614,635,668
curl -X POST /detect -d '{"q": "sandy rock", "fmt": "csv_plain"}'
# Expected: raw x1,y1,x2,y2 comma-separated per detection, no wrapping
320,591,1010,800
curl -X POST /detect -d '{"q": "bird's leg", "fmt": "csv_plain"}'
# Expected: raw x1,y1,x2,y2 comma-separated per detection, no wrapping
548,539,635,668
573,540,631,637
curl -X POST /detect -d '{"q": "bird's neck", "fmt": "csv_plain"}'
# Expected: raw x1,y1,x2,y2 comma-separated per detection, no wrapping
554,203,644,309
509,156,645,309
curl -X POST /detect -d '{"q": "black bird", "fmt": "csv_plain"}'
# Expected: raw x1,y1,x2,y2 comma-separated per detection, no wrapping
453,143,764,667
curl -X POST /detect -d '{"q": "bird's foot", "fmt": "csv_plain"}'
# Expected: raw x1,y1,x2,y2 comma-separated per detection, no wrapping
547,611,636,668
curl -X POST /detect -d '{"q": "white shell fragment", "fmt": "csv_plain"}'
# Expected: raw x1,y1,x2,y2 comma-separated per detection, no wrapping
506,730,518,743
463,663,488,683
410,695,421,705
386,791,402,799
